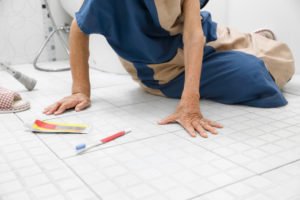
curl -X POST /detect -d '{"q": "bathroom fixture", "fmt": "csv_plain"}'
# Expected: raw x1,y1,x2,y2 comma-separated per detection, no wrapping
0,62,37,91
33,0,70,72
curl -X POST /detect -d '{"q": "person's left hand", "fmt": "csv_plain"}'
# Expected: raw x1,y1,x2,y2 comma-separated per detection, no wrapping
159,95,223,138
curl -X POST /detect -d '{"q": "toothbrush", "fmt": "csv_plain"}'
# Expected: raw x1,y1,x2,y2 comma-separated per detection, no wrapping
75,129,131,154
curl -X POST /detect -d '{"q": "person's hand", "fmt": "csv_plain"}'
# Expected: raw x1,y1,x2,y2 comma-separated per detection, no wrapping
159,95,223,138
43,93,91,115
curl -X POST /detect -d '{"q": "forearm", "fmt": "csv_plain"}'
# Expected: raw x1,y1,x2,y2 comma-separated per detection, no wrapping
182,0,205,100
69,20,91,97
182,34,205,99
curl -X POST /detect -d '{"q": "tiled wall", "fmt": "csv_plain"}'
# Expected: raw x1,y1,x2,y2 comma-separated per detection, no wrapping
0,0,71,65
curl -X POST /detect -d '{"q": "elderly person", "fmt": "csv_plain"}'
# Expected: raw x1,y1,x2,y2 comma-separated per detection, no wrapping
44,0,295,138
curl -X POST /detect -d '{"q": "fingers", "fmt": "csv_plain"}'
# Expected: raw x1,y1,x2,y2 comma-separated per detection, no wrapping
158,114,177,125
54,101,78,115
75,100,90,112
43,102,61,115
182,120,215,138
201,121,218,135
192,121,208,138
204,119,223,128
43,93,91,115
157,110,223,139
181,121,197,137
159,115,221,138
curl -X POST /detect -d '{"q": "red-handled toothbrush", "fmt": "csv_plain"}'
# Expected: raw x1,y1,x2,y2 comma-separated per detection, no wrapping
75,129,131,154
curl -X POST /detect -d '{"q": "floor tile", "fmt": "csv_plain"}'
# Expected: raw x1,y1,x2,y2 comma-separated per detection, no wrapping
174,95,300,174
0,116,98,200
93,84,164,107
284,75,300,96
192,161,300,200
1,63,300,200
36,107,171,158
65,134,254,200
15,90,115,123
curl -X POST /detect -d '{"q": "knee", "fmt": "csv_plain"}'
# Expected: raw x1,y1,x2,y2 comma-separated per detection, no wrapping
237,56,288,107
233,54,272,84
201,51,288,108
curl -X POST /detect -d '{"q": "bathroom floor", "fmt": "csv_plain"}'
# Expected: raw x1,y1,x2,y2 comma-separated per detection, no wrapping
1,62,300,200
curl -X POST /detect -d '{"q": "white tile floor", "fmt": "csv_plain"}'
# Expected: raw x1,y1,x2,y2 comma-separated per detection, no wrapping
0,62,300,200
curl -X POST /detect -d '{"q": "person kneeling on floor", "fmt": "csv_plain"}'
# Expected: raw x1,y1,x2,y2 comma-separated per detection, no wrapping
44,0,295,138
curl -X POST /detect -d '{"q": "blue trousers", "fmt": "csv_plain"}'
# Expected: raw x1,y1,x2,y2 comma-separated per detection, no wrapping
160,49,287,108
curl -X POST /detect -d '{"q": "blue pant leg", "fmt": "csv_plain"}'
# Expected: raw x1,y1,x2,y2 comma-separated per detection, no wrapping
161,51,287,108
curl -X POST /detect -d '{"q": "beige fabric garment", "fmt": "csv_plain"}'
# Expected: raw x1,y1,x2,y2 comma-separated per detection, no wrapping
118,57,165,96
153,0,184,35
207,26,295,89
118,1,295,95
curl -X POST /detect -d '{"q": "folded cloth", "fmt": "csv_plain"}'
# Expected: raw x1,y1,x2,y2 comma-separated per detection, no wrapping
0,87,30,114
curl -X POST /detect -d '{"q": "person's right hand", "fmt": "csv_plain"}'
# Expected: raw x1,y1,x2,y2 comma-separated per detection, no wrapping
43,93,91,115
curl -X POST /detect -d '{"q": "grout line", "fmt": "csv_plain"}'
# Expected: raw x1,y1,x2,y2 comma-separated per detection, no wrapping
72,135,166,200
63,130,177,159
172,130,259,173
36,134,104,200
174,126,300,170
9,114,71,200
188,174,257,200
171,128,300,199
20,103,118,122
171,132,259,198
284,91,300,97
258,158,300,176
34,133,104,200
58,161,104,200
188,158,300,200
7,67,300,199
91,96,158,109
113,99,164,109
14,113,103,200
15,110,176,199
172,105,300,172
9,119,300,199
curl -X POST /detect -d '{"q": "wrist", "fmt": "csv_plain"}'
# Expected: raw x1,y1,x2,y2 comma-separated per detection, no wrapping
180,92,200,108
181,90,200,100
72,85,90,97
182,79,200,99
